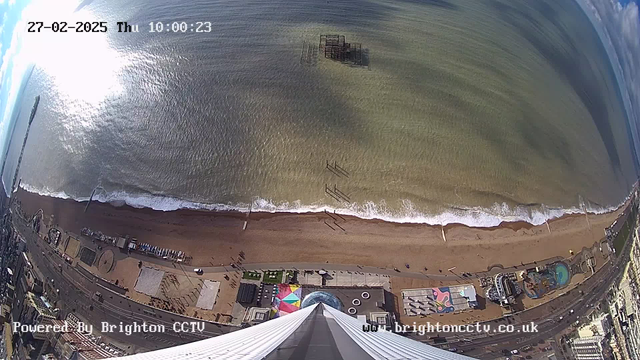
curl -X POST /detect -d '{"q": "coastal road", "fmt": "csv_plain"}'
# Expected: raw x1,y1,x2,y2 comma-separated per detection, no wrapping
425,232,631,359
447,259,617,359
472,263,621,359
13,216,239,354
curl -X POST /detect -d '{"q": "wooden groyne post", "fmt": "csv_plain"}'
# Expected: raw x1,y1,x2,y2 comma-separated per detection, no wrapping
326,160,341,177
324,209,337,221
333,221,346,232
583,204,591,230
333,184,350,201
326,160,349,177
243,203,252,231
324,220,335,230
84,185,104,213
84,188,97,213
333,210,346,221
325,184,350,203
333,161,349,177
325,184,341,202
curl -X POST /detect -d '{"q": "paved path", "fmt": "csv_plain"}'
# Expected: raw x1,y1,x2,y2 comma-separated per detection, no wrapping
442,228,633,359
13,216,239,355
35,206,591,283
128,250,566,282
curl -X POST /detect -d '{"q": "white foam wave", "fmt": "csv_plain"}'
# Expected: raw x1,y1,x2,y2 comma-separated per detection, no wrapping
18,183,625,228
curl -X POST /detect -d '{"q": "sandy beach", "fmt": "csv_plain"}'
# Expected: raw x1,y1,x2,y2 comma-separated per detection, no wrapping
14,188,622,274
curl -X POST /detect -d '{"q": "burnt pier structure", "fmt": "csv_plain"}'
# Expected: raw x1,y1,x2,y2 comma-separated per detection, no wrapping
319,35,363,66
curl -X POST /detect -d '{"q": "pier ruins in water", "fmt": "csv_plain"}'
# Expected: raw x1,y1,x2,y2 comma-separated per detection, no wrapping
301,35,366,67
320,35,363,65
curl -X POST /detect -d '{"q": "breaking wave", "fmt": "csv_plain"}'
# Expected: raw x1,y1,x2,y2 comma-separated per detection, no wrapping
18,183,625,228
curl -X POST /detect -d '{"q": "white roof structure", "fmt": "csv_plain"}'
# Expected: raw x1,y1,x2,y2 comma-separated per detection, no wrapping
195,280,220,310
571,336,605,360
113,303,473,360
133,267,164,296
114,304,318,360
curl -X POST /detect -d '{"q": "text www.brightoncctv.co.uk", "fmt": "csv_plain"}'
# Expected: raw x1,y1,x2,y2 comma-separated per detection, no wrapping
363,321,539,335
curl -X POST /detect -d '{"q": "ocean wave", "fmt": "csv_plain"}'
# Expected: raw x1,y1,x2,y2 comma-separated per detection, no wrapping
18,183,625,228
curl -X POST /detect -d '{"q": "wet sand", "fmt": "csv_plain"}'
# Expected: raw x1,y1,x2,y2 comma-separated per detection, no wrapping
14,188,622,273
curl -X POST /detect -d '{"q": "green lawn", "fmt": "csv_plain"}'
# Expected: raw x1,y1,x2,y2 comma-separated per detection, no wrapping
614,223,629,254
242,271,262,281
613,207,637,254
262,270,284,284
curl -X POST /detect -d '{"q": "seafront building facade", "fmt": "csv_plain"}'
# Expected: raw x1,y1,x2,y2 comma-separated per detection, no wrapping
607,210,640,360
571,336,606,360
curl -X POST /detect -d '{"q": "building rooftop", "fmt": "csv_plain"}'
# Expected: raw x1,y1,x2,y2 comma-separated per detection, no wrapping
571,336,605,360
26,292,56,319
402,284,478,316
301,286,387,318
62,332,91,343
236,283,257,304
369,311,390,326
77,348,114,359
244,307,271,324
195,280,220,310
107,303,472,360
578,313,611,338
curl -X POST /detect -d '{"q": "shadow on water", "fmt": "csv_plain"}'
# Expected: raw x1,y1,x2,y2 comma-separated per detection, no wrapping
185,0,459,32
39,0,630,208
360,48,370,67
129,0,397,30
381,57,536,174
514,95,574,168
394,0,458,10
68,0,389,203
488,0,623,172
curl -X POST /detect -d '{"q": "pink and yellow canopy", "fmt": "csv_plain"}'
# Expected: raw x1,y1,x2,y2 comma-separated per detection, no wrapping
271,284,302,318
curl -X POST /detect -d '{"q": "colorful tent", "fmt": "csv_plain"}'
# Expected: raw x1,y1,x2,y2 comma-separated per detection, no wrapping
271,284,302,318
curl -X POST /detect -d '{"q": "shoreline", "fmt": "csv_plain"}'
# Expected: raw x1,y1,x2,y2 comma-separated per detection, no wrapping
14,184,608,232
12,187,626,274
16,182,627,229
